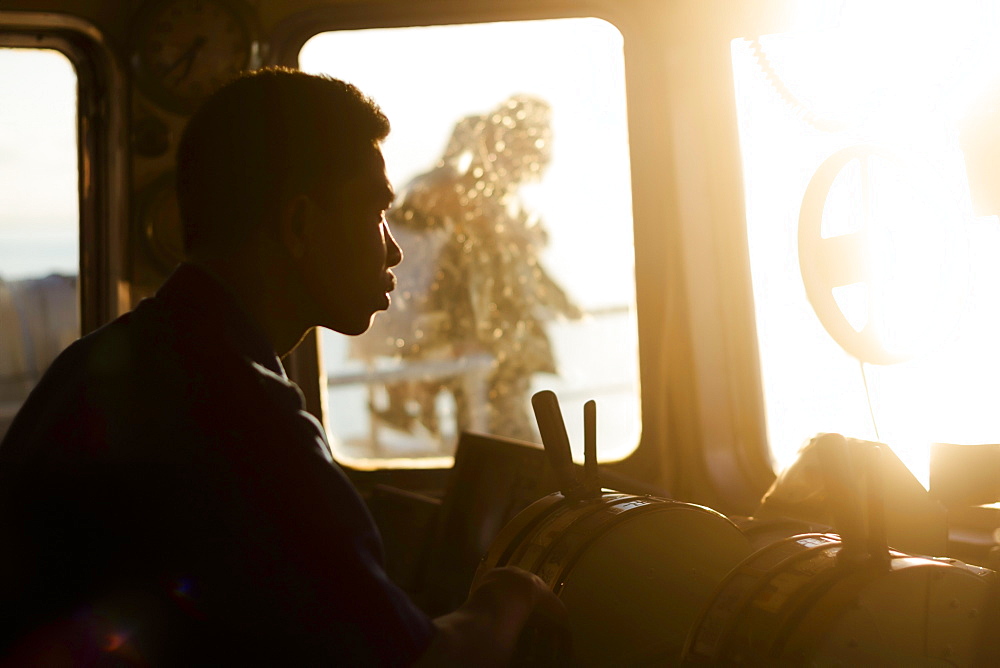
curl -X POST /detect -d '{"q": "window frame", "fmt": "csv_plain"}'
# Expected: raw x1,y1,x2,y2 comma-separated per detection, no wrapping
0,12,129,334
271,4,645,476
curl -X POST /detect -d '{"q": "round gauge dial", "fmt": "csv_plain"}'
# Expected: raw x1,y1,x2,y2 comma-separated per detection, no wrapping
130,0,258,114
139,172,185,272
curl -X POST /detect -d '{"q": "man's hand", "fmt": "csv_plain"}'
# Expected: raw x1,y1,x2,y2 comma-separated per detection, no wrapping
416,566,568,667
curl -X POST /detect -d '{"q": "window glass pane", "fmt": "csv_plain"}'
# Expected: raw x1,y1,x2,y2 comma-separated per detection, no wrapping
300,18,639,467
0,48,79,439
732,4,1000,485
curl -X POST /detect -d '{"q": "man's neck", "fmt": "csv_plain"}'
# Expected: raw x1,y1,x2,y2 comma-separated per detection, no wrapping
190,255,309,358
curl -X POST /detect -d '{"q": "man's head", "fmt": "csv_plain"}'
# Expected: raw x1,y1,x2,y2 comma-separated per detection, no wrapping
177,67,390,256
176,67,402,338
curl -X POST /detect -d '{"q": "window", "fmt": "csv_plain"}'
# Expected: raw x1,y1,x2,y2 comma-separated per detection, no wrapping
0,48,79,438
300,18,638,467
732,3,1000,485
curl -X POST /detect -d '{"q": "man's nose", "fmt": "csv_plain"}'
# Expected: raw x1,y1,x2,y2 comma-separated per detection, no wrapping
385,224,403,268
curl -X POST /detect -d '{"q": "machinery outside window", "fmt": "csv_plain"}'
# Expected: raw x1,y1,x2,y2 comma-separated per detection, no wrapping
732,2,1000,486
299,18,639,468
0,47,79,440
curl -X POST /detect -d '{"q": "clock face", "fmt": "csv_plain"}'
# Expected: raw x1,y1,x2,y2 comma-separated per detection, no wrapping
131,0,257,113
139,173,185,271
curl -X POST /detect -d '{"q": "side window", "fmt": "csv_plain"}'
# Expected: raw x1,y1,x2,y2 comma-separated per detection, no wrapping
300,18,639,467
731,8,1000,484
0,48,79,439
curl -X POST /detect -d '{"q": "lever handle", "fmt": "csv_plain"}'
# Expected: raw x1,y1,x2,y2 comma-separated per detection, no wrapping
865,444,890,564
584,399,599,494
532,390,580,497
817,432,867,564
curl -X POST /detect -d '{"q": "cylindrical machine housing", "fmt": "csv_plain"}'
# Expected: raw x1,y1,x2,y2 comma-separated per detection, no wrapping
684,533,996,665
474,491,752,665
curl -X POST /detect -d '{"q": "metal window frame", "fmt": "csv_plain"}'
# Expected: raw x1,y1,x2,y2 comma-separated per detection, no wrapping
0,11,129,334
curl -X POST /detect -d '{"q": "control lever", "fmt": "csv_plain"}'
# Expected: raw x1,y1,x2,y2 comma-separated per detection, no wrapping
584,399,599,495
817,433,889,566
817,433,865,562
865,444,890,564
531,390,601,500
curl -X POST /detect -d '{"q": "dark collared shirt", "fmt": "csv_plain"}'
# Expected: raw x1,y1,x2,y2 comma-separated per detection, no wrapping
0,263,433,665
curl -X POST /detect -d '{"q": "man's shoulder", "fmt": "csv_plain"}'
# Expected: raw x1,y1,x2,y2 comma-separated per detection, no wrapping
2,292,259,448
37,296,188,394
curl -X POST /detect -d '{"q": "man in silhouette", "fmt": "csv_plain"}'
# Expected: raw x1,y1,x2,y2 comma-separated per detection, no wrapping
0,67,561,665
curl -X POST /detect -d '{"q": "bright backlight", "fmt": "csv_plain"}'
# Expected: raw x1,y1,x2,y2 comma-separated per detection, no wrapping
735,1,1000,485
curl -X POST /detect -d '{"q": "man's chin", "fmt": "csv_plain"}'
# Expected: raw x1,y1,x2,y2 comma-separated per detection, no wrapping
330,309,382,337
322,296,390,336
337,315,377,337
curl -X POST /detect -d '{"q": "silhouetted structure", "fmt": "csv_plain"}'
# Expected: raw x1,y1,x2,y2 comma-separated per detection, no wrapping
357,95,581,444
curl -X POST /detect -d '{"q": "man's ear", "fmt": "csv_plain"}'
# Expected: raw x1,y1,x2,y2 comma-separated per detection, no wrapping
279,194,312,259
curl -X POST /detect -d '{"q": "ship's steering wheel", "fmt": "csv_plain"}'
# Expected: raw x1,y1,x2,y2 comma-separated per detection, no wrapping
798,145,967,365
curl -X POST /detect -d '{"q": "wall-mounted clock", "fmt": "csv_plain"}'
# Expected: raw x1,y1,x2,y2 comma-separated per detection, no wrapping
129,0,260,114
138,172,185,272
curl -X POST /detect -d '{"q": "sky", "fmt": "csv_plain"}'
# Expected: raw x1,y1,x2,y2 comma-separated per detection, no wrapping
0,47,78,280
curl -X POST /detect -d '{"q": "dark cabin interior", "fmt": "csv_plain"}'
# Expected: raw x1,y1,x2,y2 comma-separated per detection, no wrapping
0,0,998,664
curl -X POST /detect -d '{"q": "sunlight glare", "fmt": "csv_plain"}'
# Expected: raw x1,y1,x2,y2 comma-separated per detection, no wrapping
737,0,1000,485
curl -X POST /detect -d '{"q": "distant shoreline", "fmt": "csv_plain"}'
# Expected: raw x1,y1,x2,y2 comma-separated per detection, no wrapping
0,238,77,281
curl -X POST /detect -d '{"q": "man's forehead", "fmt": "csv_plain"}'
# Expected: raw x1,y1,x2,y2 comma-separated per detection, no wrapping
341,145,394,205
369,148,394,202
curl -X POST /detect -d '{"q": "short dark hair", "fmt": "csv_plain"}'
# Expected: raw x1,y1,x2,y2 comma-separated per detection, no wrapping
176,67,390,256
